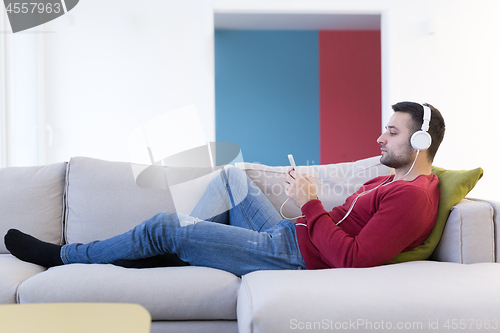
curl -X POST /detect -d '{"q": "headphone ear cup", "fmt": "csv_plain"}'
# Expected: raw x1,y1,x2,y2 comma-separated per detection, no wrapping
411,131,432,150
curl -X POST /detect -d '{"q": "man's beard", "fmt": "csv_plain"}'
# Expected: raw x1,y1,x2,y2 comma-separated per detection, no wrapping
380,145,415,169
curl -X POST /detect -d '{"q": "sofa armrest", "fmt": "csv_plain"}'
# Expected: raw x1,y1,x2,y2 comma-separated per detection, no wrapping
431,198,499,263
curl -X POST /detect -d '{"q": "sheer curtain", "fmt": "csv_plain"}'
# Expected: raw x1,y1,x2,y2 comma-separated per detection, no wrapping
0,8,45,167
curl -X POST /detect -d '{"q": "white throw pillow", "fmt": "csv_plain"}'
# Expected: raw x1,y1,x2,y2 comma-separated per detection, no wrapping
236,156,393,220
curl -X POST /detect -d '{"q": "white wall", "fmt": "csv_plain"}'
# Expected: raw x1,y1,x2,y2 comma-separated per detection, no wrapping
381,0,500,201
3,0,499,200
41,0,215,164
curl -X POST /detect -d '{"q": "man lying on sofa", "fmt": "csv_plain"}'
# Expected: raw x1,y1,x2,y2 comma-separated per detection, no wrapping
5,101,446,276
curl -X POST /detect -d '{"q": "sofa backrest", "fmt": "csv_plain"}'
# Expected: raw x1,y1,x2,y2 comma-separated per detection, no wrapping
0,162,67,253
431,198,499,263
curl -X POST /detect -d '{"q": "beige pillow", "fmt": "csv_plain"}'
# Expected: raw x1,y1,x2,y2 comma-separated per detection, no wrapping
236,156,393,220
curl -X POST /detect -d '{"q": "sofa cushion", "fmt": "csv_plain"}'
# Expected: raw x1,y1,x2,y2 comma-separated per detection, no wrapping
65,157,175,244
387,166,483,264
237,261,500,333
17,264,240,321
236,156,393,220
0,162,66,253
0,255,45,304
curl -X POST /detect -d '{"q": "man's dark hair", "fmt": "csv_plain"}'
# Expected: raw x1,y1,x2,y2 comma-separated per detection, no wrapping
391,101,445,163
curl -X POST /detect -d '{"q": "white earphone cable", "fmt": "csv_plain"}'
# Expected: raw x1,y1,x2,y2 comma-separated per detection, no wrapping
280,198,305,220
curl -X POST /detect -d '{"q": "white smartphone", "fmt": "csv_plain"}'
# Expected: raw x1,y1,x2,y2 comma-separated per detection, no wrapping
288,154,296,170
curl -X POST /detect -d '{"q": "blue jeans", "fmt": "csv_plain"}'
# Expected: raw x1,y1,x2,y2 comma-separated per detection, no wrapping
61,167,306,276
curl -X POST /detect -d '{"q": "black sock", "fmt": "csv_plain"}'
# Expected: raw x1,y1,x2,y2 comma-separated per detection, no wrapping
4,229,63,268
111,253,190,269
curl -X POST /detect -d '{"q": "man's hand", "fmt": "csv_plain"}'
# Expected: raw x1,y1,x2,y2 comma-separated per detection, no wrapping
284,168,318,208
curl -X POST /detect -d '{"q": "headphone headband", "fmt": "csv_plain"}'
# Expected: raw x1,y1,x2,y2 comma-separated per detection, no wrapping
422,105,431,132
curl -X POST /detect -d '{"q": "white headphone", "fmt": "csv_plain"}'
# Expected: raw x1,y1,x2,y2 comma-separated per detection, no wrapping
410,104,432,151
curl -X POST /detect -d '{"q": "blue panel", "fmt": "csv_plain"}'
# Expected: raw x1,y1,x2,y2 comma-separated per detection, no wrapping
215,30,319,166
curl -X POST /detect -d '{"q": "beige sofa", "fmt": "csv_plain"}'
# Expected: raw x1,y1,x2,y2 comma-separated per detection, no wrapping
0,156,498,333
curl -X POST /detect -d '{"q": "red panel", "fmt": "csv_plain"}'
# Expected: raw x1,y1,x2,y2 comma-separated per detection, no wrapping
319,31,381,164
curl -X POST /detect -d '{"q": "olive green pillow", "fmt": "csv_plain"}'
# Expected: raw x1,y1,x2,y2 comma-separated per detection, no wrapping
386,166,484,264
